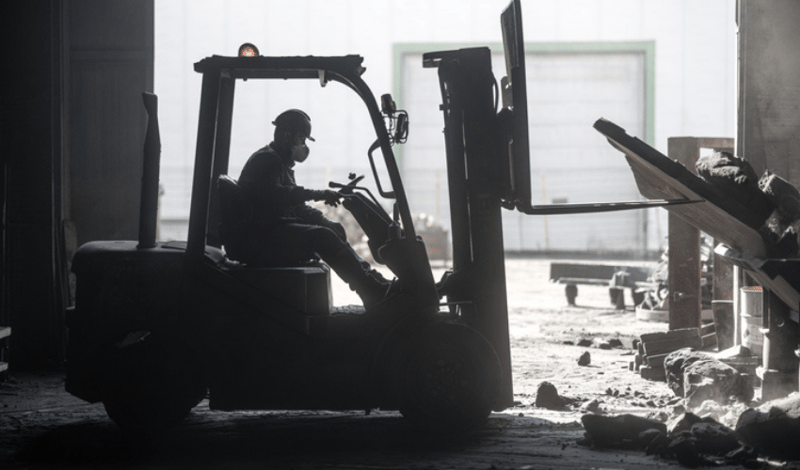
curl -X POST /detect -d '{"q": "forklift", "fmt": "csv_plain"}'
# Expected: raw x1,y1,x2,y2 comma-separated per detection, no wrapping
65,0,678,435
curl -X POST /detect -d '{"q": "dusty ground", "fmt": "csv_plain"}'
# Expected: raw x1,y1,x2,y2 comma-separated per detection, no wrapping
0,258,774,469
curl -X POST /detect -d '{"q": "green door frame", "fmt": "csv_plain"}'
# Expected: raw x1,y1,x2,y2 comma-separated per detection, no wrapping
392,41,656,170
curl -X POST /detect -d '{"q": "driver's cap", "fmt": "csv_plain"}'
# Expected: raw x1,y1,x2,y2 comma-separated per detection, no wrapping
272,108,315,141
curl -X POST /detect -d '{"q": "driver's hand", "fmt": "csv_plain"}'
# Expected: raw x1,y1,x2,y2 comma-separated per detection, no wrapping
321,190,342,207
308,189,342,207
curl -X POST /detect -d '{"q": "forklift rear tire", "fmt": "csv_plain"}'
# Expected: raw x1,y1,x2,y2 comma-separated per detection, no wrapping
398,323,501,433
102,334,206,436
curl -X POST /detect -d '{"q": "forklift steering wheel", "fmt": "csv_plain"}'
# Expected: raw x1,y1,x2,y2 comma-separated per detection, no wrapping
329,174,365,194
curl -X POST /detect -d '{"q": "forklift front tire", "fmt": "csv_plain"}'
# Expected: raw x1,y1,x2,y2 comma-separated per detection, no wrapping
398,323,501,433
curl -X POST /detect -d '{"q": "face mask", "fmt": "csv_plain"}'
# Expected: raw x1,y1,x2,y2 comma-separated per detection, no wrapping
291,144,310,163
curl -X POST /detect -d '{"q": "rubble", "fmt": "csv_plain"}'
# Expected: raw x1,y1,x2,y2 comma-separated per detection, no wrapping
694,151,774,220
683,358,754,408
580,410,761,468
577,351,591,366
758,170,800,257
664,349,717,397
579,398,601,413
736,393,800,460
578,413,666,449
663,348,753,407
534,381,565,409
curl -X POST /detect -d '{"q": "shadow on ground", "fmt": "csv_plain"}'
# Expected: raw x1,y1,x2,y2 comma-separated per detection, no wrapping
16,409,561,468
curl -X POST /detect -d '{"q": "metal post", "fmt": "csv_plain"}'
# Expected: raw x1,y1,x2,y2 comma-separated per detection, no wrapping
138,92,161,249
186,69,221,259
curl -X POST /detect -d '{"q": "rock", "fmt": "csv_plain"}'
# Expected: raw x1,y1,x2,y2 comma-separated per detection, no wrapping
591,337,611,350
759,169,800,224
693,399,726,422
664,348,711,397
535,381,565,409
695,151,774,219
683,359,753,407
637,428,663,448
577,351,591,366
581,413,667,449
690,422,739,456
724,446,759,466
608,338,624,349
696,151,758,186
580,398,601,413
735,394,800,460
667,412,705,436
577,338,593,347
644,431,673,457
668,435,708,468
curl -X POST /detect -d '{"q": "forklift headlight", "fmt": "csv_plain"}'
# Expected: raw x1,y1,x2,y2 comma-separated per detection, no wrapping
238,43,260,57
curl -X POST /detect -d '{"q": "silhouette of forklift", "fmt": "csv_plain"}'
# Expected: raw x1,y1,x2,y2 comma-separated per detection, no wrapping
65,0,680,435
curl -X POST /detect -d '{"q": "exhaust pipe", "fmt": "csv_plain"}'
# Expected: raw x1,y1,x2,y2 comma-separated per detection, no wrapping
138,92,161,249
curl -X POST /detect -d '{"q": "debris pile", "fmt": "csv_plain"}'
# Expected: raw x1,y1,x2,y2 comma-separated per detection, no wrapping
580,394,800,467
758,169,800,256
695,151,800,257
736,394,800,460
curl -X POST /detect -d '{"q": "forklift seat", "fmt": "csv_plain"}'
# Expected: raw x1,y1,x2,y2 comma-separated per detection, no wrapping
217,174,254,254
216,175,332,315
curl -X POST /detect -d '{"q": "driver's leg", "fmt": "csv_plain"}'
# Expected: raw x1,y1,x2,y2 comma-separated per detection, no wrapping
280,223,390,308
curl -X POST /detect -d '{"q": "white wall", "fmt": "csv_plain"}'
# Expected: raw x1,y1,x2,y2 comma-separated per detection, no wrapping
155,0,736,255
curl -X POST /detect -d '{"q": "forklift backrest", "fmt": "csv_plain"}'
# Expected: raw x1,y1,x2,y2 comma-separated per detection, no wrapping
216,175,253,249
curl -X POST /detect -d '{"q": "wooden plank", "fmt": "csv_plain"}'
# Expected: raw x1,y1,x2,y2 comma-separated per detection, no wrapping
702,332,717,348
643,335,703,356
646,353,669,369
700,322,716,336
640,327,701,344
640,366,666,381
593,119,768,258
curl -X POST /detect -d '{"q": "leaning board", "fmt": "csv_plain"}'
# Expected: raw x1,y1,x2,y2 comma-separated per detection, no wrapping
593,118,768,259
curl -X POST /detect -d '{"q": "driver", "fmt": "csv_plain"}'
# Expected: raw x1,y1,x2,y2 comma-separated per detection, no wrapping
234,109,394,309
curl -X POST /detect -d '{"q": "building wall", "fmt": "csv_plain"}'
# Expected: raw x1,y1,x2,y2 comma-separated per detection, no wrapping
737,0,800,188
155,0,737,255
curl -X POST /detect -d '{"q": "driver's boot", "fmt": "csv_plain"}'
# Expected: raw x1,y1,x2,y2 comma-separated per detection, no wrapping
327,246,393,309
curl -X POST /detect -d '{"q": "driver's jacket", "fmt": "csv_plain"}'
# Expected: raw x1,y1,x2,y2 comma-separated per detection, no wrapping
237,142,324,226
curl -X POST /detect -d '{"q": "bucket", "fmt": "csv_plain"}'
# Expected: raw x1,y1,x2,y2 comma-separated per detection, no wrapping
740,286,763,355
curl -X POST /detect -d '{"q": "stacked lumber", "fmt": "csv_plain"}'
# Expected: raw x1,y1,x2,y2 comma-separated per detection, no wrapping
634,328,703,381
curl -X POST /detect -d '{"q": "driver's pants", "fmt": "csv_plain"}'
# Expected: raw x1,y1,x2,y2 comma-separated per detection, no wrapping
233,222,375,290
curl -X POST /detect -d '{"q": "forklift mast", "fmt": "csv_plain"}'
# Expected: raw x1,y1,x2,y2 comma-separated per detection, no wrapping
425,46,515,407
420,0,528,408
